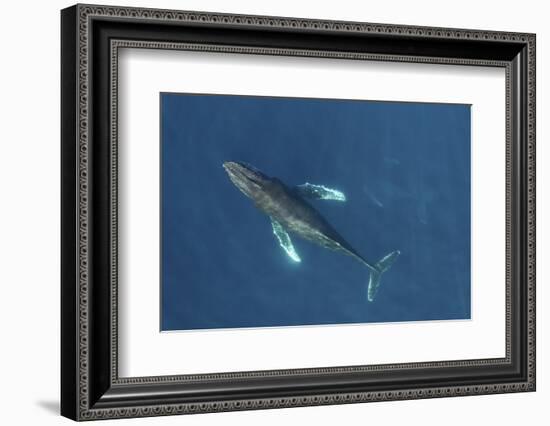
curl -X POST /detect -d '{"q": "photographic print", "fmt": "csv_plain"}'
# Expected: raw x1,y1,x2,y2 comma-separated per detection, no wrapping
160,93,471,331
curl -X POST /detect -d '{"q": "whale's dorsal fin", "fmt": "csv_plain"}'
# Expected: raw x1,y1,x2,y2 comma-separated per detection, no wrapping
294,183,346,202
270,218,301,262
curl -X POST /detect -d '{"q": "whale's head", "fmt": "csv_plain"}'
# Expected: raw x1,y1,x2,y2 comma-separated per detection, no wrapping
223,161,272,199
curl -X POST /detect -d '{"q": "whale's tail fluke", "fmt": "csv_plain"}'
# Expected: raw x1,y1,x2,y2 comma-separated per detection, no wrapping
367,250,400,302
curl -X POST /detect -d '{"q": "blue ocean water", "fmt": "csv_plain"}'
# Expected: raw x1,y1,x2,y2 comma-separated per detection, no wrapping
161,93,471,331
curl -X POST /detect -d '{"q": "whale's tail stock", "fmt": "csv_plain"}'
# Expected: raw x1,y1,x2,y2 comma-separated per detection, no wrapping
367,250,400,302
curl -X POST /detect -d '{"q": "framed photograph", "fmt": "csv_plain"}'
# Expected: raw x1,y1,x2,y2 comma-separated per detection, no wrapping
61,4,536,421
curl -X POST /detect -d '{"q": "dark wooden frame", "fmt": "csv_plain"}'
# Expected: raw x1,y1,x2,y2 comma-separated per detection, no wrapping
61,3,536,421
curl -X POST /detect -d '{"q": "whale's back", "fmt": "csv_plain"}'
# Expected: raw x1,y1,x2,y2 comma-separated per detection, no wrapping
255,180,360,257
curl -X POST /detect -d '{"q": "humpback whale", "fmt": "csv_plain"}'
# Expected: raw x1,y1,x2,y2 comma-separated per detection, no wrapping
223,161,400,301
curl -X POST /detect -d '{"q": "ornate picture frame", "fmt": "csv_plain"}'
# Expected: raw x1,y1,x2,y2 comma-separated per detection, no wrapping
61,3,535,421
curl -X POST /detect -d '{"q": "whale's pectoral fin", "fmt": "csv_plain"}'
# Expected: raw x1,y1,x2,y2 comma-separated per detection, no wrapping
270,218,301,263
294,183,346,202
